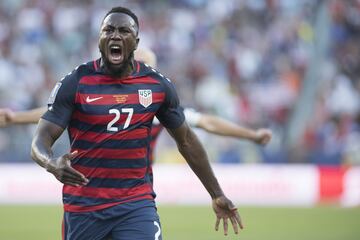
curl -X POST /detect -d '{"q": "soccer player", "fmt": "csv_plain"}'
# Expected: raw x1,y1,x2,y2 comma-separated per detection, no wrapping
30,7,242,239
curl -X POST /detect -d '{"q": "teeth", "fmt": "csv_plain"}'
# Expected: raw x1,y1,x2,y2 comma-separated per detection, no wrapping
111,45,120,49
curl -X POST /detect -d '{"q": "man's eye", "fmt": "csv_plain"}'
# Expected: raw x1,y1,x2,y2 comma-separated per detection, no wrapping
120,28,131,33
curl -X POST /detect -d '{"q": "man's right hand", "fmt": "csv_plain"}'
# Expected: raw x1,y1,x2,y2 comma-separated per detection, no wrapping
46,151,89,186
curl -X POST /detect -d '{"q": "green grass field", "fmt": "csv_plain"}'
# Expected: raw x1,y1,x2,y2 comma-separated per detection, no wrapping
0,205,359,240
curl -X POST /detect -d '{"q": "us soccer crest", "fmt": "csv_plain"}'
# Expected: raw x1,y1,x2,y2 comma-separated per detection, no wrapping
138,89,152,108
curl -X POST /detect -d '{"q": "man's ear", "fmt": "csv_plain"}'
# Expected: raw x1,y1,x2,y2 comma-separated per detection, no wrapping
134,38,140,50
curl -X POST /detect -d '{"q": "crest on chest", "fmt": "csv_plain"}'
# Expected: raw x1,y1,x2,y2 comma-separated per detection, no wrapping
138,89,152,108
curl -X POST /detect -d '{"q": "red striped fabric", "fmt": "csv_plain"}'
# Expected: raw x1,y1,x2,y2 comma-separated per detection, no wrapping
151,124,163,138
63,183,152,200
75,92,165,105
63,195,154,212
149,124,163,163
71,147,147,159
79,75,160,85
73,165,147,179
69,127,149,142
71,110,154,126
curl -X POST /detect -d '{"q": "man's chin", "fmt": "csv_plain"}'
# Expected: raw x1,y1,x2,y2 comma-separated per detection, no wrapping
108,61,132,75
109,61,124,69
109,57,124,66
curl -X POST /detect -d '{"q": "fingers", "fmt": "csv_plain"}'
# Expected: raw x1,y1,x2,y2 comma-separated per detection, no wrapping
233,210,244,229
0,109,9,127
57,151,89,185
213,196,244,235
68,167,88,184
66,150,78,160
0,116,6,127
261,136,270,145
65,167,88,184
61,179,85,187
229,216,239,234
263,129,273,141
55,166,88,186
223,217,228,236
215,217,220,231
63,150,88,181
257,129,272,145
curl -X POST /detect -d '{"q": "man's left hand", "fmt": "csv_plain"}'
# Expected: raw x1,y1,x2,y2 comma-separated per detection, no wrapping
212,195,244,235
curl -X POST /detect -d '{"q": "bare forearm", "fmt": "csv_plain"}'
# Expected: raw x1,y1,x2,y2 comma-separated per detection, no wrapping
13,107,46,124
177,128,224,199
31,119,63,171
31,134,54,170
199,115,257,141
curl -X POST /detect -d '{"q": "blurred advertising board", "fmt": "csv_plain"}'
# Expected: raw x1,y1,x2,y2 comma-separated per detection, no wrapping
0,164,358,206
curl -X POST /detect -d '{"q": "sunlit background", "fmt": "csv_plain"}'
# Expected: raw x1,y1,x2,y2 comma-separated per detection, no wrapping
0,0,359,239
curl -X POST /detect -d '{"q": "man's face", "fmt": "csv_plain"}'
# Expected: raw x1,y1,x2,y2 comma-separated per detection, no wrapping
99,13,139,68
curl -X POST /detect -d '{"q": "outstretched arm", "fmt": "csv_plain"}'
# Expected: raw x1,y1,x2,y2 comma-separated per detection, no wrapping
166,122,243,235
31,118,88,186
196,113,272,145
0,107,47,127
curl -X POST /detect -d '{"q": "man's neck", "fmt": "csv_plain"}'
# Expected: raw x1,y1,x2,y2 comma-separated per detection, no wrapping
100,58,135,78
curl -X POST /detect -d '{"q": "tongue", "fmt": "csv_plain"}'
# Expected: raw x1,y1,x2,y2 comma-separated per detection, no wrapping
110,51,122,63
112,52,121,59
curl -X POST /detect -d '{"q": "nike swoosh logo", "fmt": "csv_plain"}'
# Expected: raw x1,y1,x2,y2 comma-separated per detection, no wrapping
86,96,103,103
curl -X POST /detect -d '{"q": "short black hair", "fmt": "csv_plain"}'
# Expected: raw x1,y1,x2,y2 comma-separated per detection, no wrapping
103,6,139,28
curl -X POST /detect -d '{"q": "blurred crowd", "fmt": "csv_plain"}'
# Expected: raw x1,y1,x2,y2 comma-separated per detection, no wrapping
0,0,359,165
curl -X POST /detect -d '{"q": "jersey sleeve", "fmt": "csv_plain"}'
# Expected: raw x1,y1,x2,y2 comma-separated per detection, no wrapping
41,72,78,129
156,77,185,129
184,108,202,127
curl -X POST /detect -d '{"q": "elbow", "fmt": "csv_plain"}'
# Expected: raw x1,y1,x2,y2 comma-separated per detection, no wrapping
176,127,193,150
30,135,42,162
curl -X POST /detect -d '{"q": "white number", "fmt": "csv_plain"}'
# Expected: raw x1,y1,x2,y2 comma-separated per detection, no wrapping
154,221,161,240
122,108,133,129
107,108,134,132
107,109,120,132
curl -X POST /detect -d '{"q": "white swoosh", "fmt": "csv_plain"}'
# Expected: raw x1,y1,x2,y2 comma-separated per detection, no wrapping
86,96,103,103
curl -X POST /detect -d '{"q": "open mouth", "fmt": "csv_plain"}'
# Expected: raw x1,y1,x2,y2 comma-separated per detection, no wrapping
109,44,123,64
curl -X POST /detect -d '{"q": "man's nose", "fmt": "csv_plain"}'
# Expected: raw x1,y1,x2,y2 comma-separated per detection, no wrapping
111,29,121,39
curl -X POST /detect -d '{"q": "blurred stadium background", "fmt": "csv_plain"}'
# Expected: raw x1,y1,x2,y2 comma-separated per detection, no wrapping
0,0,359,239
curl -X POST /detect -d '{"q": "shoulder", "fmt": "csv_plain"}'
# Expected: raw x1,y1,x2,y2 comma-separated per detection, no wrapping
138,61,173,85
50,60,95,100
61,60,96,84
